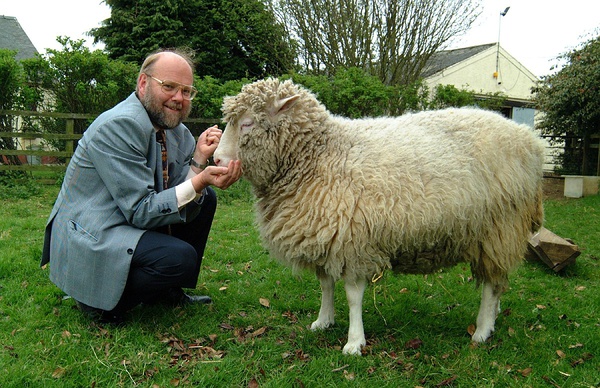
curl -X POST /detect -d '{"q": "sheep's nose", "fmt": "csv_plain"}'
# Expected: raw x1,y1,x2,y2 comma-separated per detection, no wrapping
214,156,229,167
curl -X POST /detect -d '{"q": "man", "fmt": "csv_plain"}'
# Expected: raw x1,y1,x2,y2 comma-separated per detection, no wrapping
41,49,242,324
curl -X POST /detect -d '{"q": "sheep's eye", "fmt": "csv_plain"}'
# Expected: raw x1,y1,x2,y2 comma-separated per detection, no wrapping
240,120,254,131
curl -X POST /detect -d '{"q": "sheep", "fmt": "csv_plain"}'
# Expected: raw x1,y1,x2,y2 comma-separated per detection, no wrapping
214,78,546,355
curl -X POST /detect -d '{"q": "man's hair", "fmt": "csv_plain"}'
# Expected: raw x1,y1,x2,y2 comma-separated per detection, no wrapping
138,48,196,79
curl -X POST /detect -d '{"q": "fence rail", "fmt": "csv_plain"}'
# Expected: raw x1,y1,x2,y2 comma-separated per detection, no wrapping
0,110,219,174
2,110,597,176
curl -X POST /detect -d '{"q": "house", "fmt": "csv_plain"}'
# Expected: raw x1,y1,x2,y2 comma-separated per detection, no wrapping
0,15,38,60
422,43,538,128
422,43,561,173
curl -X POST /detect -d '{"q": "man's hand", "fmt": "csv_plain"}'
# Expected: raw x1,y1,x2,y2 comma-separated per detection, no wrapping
191,159,242,192
193,125,222,165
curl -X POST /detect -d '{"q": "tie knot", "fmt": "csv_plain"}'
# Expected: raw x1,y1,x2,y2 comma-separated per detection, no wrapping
157,130,166,143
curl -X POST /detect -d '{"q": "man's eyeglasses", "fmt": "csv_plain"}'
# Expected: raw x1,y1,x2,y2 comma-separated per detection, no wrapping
145,74,198,100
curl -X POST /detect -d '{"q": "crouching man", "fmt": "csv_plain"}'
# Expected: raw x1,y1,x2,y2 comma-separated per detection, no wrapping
41,49,242,325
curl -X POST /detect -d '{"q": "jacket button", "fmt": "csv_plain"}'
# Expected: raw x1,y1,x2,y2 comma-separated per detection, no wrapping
127,248,134,255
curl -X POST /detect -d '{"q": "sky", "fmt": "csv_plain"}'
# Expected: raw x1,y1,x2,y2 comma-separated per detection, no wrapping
2,0,600,78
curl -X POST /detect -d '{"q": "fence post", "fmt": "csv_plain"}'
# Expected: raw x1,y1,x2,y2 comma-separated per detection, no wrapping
65,119,74,166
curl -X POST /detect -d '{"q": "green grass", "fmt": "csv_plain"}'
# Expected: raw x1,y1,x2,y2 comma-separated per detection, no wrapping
1,181,599,387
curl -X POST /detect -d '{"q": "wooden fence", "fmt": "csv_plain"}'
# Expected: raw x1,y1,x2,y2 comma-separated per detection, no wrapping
0,110,218,174
2,110,597,176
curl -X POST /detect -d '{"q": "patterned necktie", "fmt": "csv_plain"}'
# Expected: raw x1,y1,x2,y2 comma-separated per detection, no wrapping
157,130,168,189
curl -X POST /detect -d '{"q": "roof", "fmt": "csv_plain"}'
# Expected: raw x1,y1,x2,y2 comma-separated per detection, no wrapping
0,15,38,60
421,43,496,78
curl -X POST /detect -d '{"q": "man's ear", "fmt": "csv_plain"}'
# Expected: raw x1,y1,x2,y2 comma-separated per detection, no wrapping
137,73,149,97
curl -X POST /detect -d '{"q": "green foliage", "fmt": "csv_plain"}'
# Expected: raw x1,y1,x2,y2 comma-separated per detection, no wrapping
92,0,297,81
0,171,42,199
1,185,599,387
18,37,139,153
429,84,507,112
389,79,431,115
0,49,38,175
23,38,138,118
534,34,600,174
191,76,251,119
430,84,475,108
288,68,424,118
534,35,600,138
0,49,25,111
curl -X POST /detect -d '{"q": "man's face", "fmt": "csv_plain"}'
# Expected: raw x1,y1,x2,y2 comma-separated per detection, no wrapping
141,76,192,129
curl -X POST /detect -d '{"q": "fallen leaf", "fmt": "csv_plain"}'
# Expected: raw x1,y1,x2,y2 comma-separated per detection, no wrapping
536,304,547,309
436,375,457,386
568,343,584,349
250,326,267,338
404,338,423,350
575,286,586,291
52,367,66,379
556,350,566,358
520,367,533,377
219,286,228,291
259,298,270,308
467,324,476,336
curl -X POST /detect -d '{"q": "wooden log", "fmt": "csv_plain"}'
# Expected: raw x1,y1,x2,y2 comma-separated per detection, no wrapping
526,227,580,272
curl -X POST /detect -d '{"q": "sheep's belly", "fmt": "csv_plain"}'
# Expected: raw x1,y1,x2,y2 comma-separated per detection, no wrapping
390,249,464,274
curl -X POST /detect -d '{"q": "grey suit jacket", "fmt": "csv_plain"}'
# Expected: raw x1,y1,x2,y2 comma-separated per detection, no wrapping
41,93,199,310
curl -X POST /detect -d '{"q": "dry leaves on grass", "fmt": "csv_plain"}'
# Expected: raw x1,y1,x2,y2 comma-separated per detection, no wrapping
219,322,269,343
158,334,225,365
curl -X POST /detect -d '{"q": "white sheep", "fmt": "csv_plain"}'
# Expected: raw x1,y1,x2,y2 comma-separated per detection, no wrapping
214,78,546,355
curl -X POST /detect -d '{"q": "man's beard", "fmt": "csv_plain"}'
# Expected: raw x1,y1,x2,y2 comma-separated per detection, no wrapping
141,89,191,129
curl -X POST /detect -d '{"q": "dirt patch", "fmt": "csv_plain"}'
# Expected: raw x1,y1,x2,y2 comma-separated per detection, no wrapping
543,176,564,200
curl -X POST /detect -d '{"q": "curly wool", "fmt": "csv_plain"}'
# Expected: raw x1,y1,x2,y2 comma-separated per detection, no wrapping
221,78,546,290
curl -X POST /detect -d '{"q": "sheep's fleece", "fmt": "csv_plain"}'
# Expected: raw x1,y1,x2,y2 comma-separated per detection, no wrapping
215,78,546,355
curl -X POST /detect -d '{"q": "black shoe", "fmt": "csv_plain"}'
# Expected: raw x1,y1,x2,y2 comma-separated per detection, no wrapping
180,294,212,305
76,301,125,326
166,288,212,306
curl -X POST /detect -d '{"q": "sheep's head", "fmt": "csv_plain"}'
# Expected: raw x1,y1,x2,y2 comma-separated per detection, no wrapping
215,78,322,191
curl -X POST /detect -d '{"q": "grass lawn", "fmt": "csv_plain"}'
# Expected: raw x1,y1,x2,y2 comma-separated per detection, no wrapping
0,179,598,387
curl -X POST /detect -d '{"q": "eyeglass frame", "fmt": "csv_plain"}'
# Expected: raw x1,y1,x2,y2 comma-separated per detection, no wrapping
144,73,198,100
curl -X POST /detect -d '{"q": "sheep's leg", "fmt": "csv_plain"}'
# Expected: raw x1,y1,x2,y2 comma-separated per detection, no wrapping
472,281,501,342
342,277,367,355
310,269,335,330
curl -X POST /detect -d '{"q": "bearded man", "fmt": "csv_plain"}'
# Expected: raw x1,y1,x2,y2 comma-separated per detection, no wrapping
41,50,242,324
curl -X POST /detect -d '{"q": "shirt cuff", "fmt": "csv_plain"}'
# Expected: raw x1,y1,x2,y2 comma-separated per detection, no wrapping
175,179,204,208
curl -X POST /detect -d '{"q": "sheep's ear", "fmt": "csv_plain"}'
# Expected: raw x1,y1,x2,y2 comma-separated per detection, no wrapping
269,95,300,117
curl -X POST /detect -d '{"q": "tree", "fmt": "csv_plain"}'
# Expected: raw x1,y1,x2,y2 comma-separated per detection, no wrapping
533,34,600,175
91,0,297,81
21,37,138,151
277,0,481,86
0,49,29,170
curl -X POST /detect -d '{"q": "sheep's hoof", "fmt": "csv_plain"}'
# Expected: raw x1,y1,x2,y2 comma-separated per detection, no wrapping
471,327,494,343
342,342,364,355
310,319,333,331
